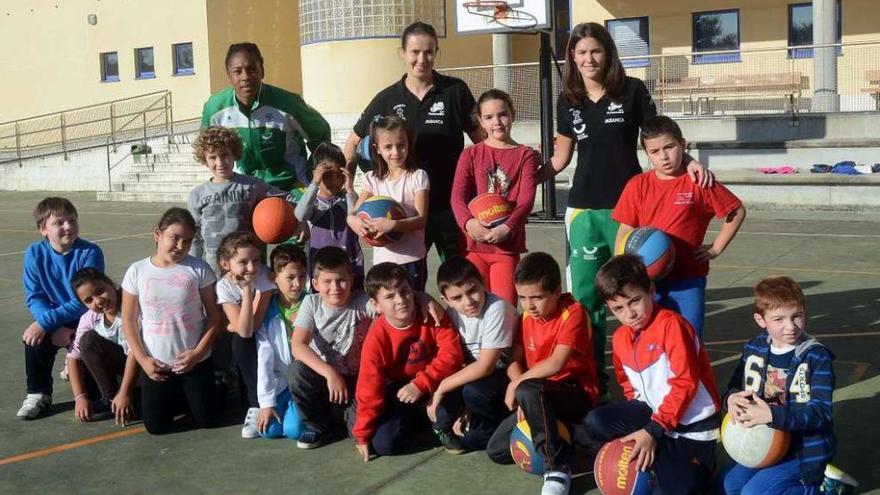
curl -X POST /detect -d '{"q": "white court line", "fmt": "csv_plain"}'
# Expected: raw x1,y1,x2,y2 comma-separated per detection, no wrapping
0,209,166,217
529,223,880,239
0,232,152,258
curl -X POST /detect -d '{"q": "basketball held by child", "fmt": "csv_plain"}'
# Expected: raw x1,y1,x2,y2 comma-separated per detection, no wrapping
252,197,298,244
615,227,676,280
468,192,513,228
356,195,406,247
593,439,655,495
509,419,571,475
721,412,791,468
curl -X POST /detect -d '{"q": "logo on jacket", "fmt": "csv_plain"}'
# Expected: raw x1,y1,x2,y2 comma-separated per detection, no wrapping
607,101,624,114
406,340,428,366
429,101,445,116
574,246,599,261
393,104,407,119
569,109,588,140
790,363,811,403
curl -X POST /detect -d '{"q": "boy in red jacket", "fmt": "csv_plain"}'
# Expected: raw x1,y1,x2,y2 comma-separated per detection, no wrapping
585,254,720,494
353,262,463,461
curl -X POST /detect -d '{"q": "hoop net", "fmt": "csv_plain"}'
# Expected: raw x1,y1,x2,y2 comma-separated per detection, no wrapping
463,1,539,30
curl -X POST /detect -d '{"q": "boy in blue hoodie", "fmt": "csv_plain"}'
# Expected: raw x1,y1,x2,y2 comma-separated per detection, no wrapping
722,276,835,494
19,197,105,419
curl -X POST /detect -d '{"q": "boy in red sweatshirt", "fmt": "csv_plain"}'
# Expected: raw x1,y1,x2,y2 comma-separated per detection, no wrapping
353,262,463,461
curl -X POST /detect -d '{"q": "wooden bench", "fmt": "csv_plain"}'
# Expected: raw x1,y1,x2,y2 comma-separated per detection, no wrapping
861,69,880,109
657,72,807,115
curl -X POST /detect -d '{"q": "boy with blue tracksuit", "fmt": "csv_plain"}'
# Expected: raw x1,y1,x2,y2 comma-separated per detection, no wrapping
722,276,836,495
19,197,105,420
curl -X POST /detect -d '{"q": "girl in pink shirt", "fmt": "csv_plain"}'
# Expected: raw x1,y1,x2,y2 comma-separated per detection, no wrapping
451,90,538,304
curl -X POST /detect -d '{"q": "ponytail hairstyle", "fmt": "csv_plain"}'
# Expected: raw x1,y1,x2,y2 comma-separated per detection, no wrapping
368,115,416,180
215,231,261,274
401,21,439,52
562,22,627,105
155,207,196,235
71,267,116,293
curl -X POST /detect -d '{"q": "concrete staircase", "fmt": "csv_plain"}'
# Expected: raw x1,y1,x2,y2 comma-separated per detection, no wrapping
97,133,207,203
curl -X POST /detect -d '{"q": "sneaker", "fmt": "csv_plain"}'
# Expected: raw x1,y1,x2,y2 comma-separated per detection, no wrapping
434,428,467,455
296,429,322,449
542,470,571,495
16,393,52,420
241,407,260,439
59,362,69,381
90,398,113,421
822,464,858,494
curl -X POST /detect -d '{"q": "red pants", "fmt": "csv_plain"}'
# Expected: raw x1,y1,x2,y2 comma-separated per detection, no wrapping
466,252,519,305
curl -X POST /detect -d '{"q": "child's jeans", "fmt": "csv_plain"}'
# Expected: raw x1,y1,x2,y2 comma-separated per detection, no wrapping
400,258,428,292
466,252,519,306
24,337,61,395
140,359,218,435
655,276,707,339
78,330,126,400
486,379,592,473
370,381,430,456
289,360,356,437
261,387,304,439
433,367,509,450
584,399,717,494
231,333,259,408
723,458,820,495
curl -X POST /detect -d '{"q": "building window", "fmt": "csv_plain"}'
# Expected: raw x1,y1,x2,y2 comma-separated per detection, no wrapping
173,42,194,75
788,2,842,58
100,52,119,82
607,17,649,68
135,47,155,79
692,9,740,64
299,0,445,45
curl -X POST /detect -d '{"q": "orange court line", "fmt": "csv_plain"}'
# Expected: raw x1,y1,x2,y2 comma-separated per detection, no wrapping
0,426,145,466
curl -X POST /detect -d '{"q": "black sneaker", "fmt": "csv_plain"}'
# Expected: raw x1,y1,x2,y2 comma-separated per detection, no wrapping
296,429,323,449
90,398,113,421
435,429,467,455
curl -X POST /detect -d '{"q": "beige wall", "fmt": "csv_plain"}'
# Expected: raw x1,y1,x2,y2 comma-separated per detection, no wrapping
0,0,211,122
206,0,302,95
301,0,540,119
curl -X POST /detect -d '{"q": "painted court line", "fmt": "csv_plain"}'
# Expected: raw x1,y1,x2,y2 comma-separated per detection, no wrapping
0,209,164,218
712,264,880,277
0,232,152,258
0,426,145,466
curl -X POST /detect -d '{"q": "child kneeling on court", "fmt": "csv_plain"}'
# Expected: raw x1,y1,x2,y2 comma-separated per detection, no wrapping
585,254,720,494
253,245,309,439
68,268,139,424
612,115,745,339
721,276,836,495
487,252,599,495
427,257,517,453
352,262,463,461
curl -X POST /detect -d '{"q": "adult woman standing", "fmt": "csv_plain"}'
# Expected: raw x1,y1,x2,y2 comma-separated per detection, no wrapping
343,22,483,263
202,43,331,199
539,23,710,394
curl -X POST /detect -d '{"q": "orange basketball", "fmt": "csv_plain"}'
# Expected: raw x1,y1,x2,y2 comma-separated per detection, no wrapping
594,439,654,495
721,412,791,468
468,192,512,228
252,197,298,244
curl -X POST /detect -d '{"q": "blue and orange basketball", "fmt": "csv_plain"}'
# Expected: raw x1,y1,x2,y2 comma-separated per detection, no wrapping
252,197,298,244
468,192,513,228
509,419,571,475
356,195,406,247
615,226,676,280
594,439,655,495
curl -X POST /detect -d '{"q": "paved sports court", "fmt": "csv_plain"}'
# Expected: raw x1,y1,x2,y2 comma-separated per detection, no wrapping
0,192,878,494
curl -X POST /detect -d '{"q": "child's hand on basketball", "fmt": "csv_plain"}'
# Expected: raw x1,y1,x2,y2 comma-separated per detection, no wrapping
620,429,657,472
257,407,280,434
483,224,511,244
727,391,752,423
694,243,721,262
356,442,372,462
397,382,423,403
465,219,491,242
366,217,396,236
347,215,371,237
738,395,773,427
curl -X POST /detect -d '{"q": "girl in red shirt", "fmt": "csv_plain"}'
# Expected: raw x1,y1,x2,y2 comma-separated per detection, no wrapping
451,89,538,305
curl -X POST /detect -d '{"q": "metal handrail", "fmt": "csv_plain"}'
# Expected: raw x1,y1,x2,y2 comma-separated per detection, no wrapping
0,90,174,165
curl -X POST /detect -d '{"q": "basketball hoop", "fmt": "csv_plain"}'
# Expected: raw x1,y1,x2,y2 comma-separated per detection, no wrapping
463,0,540,31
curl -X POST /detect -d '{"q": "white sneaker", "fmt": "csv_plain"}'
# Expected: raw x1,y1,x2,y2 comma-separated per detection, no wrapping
541,471,571,495
16,393,52,420
59,362,69,381
241,407,260,439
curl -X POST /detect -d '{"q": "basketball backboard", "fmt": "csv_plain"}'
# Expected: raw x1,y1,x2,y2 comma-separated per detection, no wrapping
455,0,552,35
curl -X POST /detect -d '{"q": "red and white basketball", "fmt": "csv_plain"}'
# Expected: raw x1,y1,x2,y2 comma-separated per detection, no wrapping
594,439,654,495
468,192,512,228
721,412,791,468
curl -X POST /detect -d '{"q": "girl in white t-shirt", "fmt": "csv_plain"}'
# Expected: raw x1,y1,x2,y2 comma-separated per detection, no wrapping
215,231,276,439
348,115,430,290
121,207,221,435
